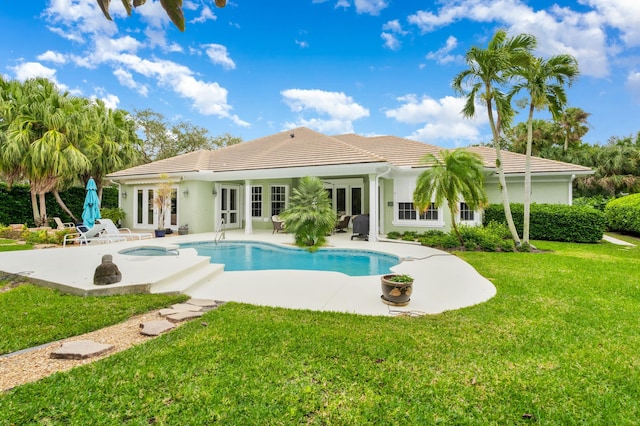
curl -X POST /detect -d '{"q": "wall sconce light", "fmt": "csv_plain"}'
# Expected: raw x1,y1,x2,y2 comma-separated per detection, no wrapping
122,191,127,199
212,188,217,197
183,189,189,197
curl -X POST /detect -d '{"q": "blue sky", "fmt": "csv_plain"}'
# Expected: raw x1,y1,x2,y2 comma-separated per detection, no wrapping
1,0,639,148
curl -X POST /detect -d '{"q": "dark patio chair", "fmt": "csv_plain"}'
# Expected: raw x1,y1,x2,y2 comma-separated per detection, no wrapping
334,215,351,233
272,215,285,233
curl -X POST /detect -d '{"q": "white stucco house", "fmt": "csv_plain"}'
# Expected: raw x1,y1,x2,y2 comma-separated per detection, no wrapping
107,127,593,240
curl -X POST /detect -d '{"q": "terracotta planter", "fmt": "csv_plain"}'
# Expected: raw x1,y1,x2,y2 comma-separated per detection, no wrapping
380,274,413,306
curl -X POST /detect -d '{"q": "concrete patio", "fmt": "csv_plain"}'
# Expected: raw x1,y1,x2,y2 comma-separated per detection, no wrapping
0,230,497,316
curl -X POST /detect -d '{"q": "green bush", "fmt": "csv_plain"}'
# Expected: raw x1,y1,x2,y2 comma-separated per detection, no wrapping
573,195,612,212
483,203,606,243
605,194,640,235
419,232,459,249
386,231,401,240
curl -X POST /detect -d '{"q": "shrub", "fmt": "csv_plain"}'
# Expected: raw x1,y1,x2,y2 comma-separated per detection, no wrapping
605,194,640,235
484,203,606,243
386,231,401,240
420,232,459,249
573,195,612,212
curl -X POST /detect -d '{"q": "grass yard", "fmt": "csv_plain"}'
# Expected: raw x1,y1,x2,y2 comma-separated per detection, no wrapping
0,241,639,424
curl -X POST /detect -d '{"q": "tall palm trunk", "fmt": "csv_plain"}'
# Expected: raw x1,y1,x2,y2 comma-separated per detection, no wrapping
53,190,79,223
487,95,522,246
523,103,535,244
30,190,41,227
38,192,48,227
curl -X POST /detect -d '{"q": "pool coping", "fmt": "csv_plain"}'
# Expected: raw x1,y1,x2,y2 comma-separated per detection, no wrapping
0,230,497,316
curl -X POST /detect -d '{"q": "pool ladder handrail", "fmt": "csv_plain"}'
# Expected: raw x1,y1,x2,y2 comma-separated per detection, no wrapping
214,218,225,244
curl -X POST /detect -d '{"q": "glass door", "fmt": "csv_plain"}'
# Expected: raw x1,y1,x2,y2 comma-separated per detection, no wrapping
220,185,239,229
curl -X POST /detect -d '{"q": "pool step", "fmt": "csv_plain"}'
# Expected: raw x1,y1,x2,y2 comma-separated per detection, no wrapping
150,259,224,295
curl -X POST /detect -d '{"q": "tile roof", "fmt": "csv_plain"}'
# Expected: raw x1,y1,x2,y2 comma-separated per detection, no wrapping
463,146,593,174
107,127,593,178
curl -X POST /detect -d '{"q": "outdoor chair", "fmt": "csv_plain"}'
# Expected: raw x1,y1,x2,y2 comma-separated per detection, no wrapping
271,215,285,234
53,217,75,230
62,223,126,247
334,215,351,233
96,218,154,240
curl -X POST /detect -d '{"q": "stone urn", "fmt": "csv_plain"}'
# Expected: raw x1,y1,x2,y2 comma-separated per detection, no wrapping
380,274,413,306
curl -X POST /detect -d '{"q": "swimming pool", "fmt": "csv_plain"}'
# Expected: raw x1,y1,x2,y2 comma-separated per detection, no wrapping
178,241,399,276
119,246,179,256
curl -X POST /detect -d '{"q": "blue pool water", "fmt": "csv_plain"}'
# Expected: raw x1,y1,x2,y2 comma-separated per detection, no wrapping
178,241,399,276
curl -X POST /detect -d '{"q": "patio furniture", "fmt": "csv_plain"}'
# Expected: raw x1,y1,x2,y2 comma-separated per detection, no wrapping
63,224,126,247
272,215,285,233
53,217,75,230
96,218,154,240
351,214,369,241
334,215,351,233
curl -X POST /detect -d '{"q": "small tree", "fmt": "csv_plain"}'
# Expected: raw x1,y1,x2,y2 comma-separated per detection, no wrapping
413,149,488,245
154,174,173,231
280,176,335,251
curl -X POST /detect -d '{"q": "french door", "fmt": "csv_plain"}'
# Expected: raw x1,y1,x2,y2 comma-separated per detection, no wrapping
220,185,240,229
134,187,178,230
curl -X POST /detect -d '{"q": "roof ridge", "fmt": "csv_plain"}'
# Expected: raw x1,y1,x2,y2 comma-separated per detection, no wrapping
330,134,387,162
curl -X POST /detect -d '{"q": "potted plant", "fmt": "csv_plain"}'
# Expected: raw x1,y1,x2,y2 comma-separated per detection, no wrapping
380,273,414,306
154,175,173,237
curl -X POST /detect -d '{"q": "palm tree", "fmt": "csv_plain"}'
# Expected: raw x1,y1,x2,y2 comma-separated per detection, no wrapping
413,149,488,245
1,78,91,226
279,176,335,251
558,107,590,153
511,54,579,244
452,29,537,245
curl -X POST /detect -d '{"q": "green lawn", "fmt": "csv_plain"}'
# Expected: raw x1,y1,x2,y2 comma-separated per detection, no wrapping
1,241,639,424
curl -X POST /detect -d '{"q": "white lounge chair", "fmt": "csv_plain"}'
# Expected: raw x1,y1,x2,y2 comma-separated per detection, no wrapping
53,217,75,230
96,218,154,240
63,224,126,247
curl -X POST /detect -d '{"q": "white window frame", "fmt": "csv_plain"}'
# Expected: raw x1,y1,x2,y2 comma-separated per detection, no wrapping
270,185,288,216
250,185,263,218
458,201,482,226
392,201,444,228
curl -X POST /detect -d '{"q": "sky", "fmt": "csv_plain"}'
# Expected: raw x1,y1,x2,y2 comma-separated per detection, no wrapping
1,0,639,148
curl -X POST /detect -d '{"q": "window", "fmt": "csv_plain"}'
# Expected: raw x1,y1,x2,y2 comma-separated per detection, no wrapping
251,186,263,217
394,201,442,227
271,186,286,216
398,202,417,220
459,202,475,221
419,203,439,221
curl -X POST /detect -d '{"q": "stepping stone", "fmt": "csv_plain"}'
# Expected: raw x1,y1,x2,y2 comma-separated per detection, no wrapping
140,319,176,336
170,303,203,312
166,311,204,323
186,298,218,308
50,340,114,360
159,308,179,316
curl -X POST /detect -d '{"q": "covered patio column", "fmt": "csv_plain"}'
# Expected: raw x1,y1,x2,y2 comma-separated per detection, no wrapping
244,179,253,234
368,174,378,241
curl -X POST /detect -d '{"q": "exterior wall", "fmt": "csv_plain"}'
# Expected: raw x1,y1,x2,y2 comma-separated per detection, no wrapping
247,178,296,231
484,175,572,205
180,180,216,234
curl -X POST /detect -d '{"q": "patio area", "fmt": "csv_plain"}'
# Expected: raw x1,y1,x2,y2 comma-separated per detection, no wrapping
0,230,496,316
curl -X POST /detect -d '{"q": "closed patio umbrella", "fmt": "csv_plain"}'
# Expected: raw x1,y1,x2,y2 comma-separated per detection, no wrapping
81,177,101,228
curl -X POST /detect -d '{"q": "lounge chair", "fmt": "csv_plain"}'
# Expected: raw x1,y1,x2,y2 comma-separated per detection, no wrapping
271,215,285,234
63,224,126,247
53,217,75,230
334,215,350,233
96,218,154,240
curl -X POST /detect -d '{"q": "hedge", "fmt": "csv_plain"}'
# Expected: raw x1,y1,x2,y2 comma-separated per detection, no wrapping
0,183,118,227
605,194,640,235
483,203,606,243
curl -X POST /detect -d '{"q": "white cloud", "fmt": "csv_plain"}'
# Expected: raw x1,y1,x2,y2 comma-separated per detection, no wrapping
135,0,172,28
407,0,611,78
426,36,463,65
583,0,640,47
354,0,388,15
627,70,640,103
281,89,369,134
100,93,120,110
45,0,120,38
37,50,67,64
296,39,310,48
113,68,149,97
385,94,488,145
190,5,217,24
381,32,400,51
203,44,236,70
10,61,58,82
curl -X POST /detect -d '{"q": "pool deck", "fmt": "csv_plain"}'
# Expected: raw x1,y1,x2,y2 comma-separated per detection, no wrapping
0,230,496,317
